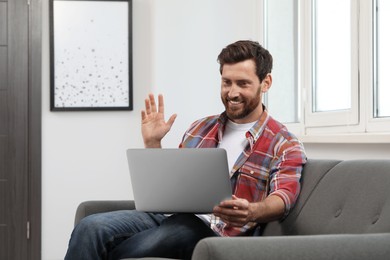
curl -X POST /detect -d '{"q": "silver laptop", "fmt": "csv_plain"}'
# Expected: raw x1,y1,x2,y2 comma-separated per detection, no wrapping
126,148,232,213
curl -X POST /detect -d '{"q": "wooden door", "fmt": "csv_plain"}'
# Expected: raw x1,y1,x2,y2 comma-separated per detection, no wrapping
0,0,41,259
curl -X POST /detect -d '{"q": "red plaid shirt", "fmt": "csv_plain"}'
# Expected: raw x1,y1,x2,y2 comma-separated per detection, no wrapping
179,108,306,236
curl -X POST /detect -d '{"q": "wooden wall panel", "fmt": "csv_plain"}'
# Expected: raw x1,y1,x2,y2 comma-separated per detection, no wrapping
0,2,6,46
0,181,7,260
0,180,6,223
0,136,6,179
0,226,6,260
0,92,6,135
0,47,7,90
0,1,7,259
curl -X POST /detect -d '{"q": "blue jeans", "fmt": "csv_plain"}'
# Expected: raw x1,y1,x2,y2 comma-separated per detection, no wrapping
64,210,218,260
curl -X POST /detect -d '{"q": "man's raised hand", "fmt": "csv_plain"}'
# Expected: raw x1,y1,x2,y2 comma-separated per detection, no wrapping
141,94,177,148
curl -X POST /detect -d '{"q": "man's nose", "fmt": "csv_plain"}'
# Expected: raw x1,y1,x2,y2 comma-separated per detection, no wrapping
228,84,240,98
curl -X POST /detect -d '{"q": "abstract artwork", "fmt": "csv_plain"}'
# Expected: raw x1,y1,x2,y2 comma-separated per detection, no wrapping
50,0,132,111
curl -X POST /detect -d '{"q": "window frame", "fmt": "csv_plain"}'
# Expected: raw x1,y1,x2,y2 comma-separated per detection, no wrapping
367,0,390,132
261,0,390,142
304,0,360,131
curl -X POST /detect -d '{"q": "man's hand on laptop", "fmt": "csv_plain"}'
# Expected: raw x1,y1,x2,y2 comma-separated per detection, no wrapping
141,94,177,148
213,194,286,227
212,195,256,227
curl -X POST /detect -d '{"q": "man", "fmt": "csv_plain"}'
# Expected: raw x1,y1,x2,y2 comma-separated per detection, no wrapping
65,40,306,260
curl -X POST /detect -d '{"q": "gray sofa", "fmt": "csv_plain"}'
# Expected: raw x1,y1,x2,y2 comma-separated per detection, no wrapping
74,159,390,259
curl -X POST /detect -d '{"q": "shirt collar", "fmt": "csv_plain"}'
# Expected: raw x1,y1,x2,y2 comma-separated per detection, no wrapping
217,104,269,145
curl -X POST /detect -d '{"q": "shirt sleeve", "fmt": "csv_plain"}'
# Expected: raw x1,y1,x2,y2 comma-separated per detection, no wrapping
268,137,307,218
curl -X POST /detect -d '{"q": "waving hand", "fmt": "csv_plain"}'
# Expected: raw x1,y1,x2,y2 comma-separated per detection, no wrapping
141,94,177,148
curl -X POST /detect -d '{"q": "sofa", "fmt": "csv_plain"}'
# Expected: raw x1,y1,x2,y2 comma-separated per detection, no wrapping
74,159,390,259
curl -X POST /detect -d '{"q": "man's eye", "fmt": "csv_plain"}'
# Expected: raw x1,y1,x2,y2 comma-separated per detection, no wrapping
222,80,231,86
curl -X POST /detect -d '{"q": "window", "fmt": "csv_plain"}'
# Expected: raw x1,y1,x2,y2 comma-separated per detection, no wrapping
305,0,359,129
313,0,351,112
264,0,299,124
375,0,390,118
263,0,390,140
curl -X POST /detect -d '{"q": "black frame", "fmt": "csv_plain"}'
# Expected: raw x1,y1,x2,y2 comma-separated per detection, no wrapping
49,0,133,111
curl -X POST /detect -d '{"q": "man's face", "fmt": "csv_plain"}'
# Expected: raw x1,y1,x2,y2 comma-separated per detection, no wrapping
220,59,270,124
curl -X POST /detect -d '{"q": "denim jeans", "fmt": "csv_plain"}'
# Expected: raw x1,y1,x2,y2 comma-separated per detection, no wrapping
64,210,218,260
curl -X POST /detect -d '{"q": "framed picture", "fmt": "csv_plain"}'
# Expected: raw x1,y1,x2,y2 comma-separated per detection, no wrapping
49,0,132,111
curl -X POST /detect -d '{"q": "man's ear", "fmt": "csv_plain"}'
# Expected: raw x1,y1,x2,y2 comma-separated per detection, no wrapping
261,73,272,93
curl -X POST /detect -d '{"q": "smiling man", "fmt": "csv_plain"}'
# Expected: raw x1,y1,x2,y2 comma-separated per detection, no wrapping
220,48,271,124
221,60,270,120
65,40,306,260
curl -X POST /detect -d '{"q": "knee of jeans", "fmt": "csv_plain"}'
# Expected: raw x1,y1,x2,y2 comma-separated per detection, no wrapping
74,214,107,237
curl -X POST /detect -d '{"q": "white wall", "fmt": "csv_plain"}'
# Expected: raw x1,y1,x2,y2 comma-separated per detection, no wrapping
42,0,261,259
42,1,390,259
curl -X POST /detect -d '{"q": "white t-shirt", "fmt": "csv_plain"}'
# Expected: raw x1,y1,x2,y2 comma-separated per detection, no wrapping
218,120,256,175
197,119,256,226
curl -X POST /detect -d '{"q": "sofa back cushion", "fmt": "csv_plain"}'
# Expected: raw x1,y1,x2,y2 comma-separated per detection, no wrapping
263,159,390,236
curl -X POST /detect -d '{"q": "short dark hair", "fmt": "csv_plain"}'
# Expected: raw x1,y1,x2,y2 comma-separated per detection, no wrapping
217,40,273,82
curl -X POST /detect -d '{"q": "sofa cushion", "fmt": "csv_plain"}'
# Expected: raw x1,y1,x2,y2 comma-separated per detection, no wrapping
263,159,341,235
264,159,390,235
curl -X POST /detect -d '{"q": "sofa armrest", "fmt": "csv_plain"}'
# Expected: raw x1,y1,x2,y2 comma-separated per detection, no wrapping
74,200,135,226
192,233,390,260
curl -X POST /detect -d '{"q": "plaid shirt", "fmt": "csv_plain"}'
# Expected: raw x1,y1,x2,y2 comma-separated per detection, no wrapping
179,108,306,236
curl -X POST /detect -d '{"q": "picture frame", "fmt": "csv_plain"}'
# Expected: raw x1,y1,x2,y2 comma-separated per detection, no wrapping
49,0,132,111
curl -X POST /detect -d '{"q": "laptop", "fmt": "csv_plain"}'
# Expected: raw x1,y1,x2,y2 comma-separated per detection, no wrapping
126,148,232,213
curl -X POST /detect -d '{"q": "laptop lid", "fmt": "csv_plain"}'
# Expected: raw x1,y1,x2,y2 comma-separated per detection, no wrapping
126,148,232,213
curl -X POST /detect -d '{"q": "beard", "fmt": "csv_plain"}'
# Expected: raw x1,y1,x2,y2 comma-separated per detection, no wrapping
221,89,262,121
